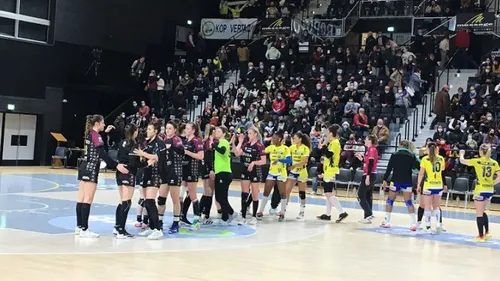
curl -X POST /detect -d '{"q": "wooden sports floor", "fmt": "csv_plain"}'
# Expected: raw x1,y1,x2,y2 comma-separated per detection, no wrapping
0,167,499,281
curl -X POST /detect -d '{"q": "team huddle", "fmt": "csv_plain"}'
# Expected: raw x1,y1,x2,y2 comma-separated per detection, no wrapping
75,114,500,242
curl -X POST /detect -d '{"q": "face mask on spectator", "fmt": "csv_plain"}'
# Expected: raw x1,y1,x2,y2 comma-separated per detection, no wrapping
486,70,490,73
320,68,324,73
487,116,492,121
349,135,355,140
326,86,331,90
320,78,325,82
377,124,383,128
438,127,443,132
121,114,125,118
281,64,285,68
342,124,349,129
468,127,474,133
305,109,309,114
490,131,495,136
316,85,322,90
440,140,445,144
277,95,282,100
484,103,488,107
260,64,264,69
460,117,465,121
312,67,316,71
241,118,246,123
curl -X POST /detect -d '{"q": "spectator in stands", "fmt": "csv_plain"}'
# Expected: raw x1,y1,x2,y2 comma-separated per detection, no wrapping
265,43,281,67
389,68,403,93
294,93,307,109
365,32,377,53
439,34,450,69
430,85,451,129
272,94,287,116
344,97,360,117
353,108,370,136
372,119,389,154
237,41,250,79
266,1,280,18
425,1,442,16
138,101,150,117
229,2,248,18
408,68,426,106
130,57,145,79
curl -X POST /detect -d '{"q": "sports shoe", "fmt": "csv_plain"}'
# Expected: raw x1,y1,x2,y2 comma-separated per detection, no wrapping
423,227,432,234
112,227,119,235
75,227,82,236
148,229,164,240
435,226,444,234
190,221,201,231
473,235,486,243
358,218,372,224
168,224,179,234
116,231,134,239
201,218,214,225
485,232,492,241
246,216,257,225
134,221,142,228
310,191,317,195
440,225,447,232
180,216,192,226
380,221,391,228
296,212,305,220
316,214,331,221
256,212,264,220
138,228,153,237
278,214,285,222
227,212,238,224
79,229,99,238
269,208,278,216
335,212,348,223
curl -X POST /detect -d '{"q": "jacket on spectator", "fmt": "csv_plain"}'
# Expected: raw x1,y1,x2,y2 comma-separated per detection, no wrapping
434,89,451,116
371,125,389,142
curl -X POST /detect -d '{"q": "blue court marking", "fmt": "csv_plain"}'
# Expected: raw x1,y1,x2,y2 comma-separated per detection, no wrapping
359,226,500,250
1,173,500,223
0,194,255,237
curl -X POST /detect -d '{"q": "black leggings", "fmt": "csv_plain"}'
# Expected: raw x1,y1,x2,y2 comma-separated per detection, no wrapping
358,174,375,219
271,185,281,209
215,172,234,221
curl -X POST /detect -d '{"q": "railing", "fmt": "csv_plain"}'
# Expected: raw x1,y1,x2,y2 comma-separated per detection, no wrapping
436,47,460,90
421,94,428,129
412,107,419,142
395,132,402,147
404,118,411,140
104,96,135,123
359,0,414,18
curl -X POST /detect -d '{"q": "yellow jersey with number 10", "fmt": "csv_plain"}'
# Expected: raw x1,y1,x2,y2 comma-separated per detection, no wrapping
265,144,290,176
469,157,500,192
289,144,310,174
421,155,445,189
323,139,341,181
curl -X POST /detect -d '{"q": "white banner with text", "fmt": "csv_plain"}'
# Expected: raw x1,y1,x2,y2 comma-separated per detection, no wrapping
201,18,258,40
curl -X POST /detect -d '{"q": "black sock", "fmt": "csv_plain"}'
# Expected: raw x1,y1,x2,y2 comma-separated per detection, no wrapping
417,206,424,223
81,203,91,231
252,200,259,217
173,215,180,226
241,192,249,219
246,193,252,210
120,200,131,232
204,196,213,218
76,202,82,228
144,215,149,225
192,199,201,217
136,214,142,223
217,209,222,214
115,204,122,227
182,196,192,217
199,195,208,216
477,216,485,237
145,199,159,230
439,208,443,223
484,212,489,234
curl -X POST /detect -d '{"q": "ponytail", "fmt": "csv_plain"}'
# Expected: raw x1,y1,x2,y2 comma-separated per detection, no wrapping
295,131,312,150
84,115,93,138
427,142,438,164
480,144,492,159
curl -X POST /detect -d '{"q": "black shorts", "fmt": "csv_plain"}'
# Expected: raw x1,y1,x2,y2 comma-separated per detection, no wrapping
182,165,199,183
141,169,162,188
166,170,182,186
77,161,100,184
240,169,261,183
116,172,136,186
201,163,214,180
323,182,334,193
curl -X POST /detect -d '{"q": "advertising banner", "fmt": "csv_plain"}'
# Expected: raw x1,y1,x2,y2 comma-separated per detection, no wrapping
292,18,343,38
201,18,257,40
260,18,292,35
456,12,494,32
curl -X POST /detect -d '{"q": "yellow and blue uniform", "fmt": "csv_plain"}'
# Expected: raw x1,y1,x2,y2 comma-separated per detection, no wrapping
265,144,291,182
323,139,341,183
421,155,445,195
468,157,500,201
288,144,310,182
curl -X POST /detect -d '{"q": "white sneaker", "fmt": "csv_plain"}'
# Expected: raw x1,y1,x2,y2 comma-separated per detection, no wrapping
79,229,99,238
310,191,317,195
116,233,129,239
296,212,305,219
439,225,447,232
269,208,278,216
138,228,153,237
227,212,238,224
148,229,164,240
358,218,372,224
112,228,118,235
201,218,214,225
216,219,229,227
367,215,375,220
380,221,392,228
75,227,82,236
246,216,257,225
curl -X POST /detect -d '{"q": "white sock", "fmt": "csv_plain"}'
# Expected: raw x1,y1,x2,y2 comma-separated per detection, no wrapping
385,212,392,223
329,196,345,214
424,210,432,228
259,196,269,213
325,199,332,215
410,213,416,225
180,185,187,197
433,209,441,227
280,199,287,214
299,204,305,213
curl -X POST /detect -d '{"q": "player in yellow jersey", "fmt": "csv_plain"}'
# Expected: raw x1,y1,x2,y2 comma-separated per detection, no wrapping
317,125,348,223
417,142,447,233
460,144,500,242
285,131,312,220
258,131,290,221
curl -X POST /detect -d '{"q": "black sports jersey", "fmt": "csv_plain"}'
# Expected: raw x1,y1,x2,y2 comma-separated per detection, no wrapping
143,136,166,177
164,135,184,175
240,141,265,166
203,138,218,171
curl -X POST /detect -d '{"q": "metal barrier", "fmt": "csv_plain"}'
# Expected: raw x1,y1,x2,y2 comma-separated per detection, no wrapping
412,107,419,141
404,118,410,140
395,132,402,147
421,94,428,129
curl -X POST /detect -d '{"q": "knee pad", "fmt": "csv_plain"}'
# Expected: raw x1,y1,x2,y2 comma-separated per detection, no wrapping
405,199,413,207
138,198,145,207
386,197,395,207
157,196,167,206
145,198,156,208
299,191,306,200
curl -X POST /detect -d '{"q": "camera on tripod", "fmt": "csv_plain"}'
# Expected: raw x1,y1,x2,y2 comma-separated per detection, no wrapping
92,48,102,62
86,48,103,76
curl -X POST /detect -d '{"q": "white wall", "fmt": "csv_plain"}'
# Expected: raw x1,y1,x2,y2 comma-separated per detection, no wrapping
1,113,37,161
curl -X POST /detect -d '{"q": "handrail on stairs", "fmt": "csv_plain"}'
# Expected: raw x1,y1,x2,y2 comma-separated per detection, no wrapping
412,107,419,142
399,17,454,47
421,94,428,129
404,118,410,140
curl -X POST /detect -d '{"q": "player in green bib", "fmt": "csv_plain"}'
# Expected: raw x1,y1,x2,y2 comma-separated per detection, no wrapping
212,126,237,224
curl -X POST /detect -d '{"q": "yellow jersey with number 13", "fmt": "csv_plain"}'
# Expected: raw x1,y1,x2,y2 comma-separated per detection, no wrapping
323,139,341,181
421,155,445,189
469,157,500,192
265,144,290,176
